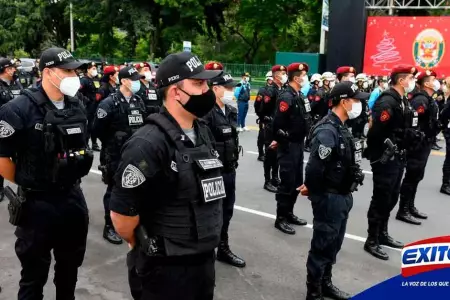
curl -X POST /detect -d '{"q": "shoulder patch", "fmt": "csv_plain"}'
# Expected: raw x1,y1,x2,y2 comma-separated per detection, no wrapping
318,144,332,160
121,164,146,188
264,95,270,103
0,120,15,138
380,110,390,122
256,95,262,102
417,105,425,114
279,101,289,112
170,161,178,172
97,108,107,119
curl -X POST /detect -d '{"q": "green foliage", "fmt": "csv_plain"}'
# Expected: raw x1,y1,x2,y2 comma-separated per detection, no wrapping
0,0,323,64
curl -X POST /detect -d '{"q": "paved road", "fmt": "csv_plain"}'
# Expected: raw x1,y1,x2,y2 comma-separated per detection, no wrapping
1,104,449,300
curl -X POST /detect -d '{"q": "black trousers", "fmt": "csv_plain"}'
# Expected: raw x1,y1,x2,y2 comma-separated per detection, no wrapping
276,141,304,217
103,183,114,226
257,122,265,156
131,250,215,300
443,130,450,184
367,157,405,239
222,171,236,241
263,124,278,182
400,142,432,204
15,185,89,300
306,193,353,282
86,113,98,146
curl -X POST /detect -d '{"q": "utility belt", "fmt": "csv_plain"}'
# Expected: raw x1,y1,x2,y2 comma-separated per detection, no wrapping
324,187,351,195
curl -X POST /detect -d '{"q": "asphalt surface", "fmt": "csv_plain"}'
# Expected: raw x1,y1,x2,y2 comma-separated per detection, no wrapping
1,104,450,300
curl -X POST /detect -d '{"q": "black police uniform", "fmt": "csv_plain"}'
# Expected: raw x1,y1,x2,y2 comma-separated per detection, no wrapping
110,107,223,300
365,87,421,260
203,102,246,268
97,80,117,102
256,82,282,192
136,80,162,114
348,85,369,139
396,90,439,224
0,86,92,299
440,96,450,194
254,84,269,160
79,74,100,148
305,111,362,300
273,84,312,234
306,85,328,151
93,90,146,244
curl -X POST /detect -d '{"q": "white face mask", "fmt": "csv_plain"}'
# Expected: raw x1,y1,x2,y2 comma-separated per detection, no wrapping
382,82,388,90
444,85,449,93
301,75,309,87
280,74,288,84
433,79,441,92
404,79,415,93
318,81,323,88
345,101,362,119
90,69,98,77
144,71,152,81
221,90,234,105
115,76,120,85
50,70,81,97
329,81,335,88
348,77,356,84
363,82,368,89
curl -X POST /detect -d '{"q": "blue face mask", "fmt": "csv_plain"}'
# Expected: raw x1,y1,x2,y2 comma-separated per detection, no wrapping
130,80,141,94
301,83,311,96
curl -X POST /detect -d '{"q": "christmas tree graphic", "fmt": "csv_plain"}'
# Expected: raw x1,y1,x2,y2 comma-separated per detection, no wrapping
370,31,402,71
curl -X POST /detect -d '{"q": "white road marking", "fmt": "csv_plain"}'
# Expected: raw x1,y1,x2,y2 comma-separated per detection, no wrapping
87,169,398,251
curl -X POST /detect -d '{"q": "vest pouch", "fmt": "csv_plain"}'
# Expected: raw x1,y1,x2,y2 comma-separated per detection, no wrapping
54,150,94,184
54,122,87,151
194,158,226,203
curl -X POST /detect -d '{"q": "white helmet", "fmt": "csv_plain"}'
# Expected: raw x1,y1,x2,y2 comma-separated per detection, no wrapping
265,71,273,81
356,73,368,82
310,73,322,83
321,72,334,81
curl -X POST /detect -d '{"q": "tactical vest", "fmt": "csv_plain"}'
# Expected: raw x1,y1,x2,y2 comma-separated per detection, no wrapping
0,82,14,104
20,89,93,188
208,106,239,170
144,113,224,256
309,115,361,193
292,93,312,140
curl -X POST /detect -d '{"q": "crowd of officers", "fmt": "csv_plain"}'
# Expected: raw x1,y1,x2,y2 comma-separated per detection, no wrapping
0,46,448,300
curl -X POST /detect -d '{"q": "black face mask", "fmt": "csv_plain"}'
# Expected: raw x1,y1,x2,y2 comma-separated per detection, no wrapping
178,88,216,118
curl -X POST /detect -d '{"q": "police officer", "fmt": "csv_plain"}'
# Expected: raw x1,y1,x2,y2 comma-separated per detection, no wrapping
255,71,274,161
319,71,335,110
0,47,92,299
0,58,21,201
306,73,324,151
202,70,246,268
336,66,356,84
80,61,101,150
440,81,450,195
258,65,286,193
365,65,422,260
109,52,223,300
98,65,119,102
135,62,162,114
302,81,366,300
93,66,147,245
272,62,311,234
396,70,440,225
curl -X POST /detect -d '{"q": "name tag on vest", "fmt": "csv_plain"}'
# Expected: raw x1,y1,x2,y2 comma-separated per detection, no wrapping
148,94,157,100
197,158,223,170
222,127,232,134
201,176,226,202
66,127,82,134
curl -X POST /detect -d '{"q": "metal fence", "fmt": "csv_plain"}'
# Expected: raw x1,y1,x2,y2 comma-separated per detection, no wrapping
222,63,272,78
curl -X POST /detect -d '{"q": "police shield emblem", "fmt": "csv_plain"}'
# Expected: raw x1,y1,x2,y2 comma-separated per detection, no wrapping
318,144,332,159
97,108,107,119
121,164,146,188
0,120,15,138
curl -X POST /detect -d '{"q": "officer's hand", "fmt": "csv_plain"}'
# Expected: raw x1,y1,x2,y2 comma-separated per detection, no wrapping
269,141,278,149
297,184,309,196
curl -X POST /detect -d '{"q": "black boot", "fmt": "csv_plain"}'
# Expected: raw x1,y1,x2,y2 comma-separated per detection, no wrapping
364,222,389,260
264,181,277,193
287,213,307,226
275,217,296,235
271,177,280,187
432,143,442,150
396,197,421,225
306,281,324,300
322,266,351,300
217,240,246,268
257,155,265,162
0,187,4,203
441,183,450,195
409,198,427,220
103,225,123,245
379,222,404,249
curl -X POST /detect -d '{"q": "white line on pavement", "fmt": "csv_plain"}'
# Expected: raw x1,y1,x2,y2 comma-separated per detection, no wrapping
246,151,373,175
87,169,399,252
